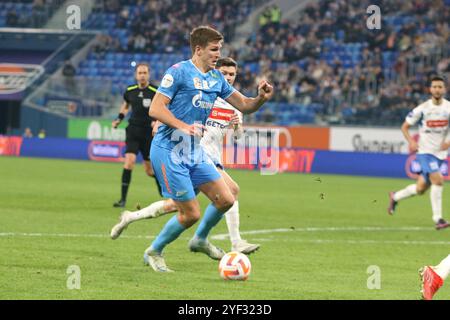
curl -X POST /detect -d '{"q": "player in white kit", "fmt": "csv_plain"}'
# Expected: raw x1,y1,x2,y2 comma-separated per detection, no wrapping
110,57,260,254
388,76,450,230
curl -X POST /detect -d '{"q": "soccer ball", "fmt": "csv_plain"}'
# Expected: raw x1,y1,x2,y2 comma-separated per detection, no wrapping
219,252,251,281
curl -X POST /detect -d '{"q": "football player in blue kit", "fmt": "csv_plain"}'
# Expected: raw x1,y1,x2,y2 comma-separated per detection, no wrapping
144,26,274,272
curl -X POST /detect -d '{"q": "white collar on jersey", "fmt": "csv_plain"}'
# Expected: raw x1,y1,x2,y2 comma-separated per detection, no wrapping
189,59,213,75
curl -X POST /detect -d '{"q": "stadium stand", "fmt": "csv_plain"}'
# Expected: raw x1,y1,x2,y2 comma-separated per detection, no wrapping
0,0,66,28
2,0,448,127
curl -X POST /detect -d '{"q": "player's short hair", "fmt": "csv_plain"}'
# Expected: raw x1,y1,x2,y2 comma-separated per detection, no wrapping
216,57,238,69
135,63,150,72
430,75,446,86
190,26,224,54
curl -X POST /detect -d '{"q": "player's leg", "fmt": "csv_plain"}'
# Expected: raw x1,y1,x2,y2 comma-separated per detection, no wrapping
429,171,449,229
110,198,178,240
143,144,200,271
113,152,136,208
220,168,260,254
388,155,430,214
188,176,234,259
144,198,201,272
419,254,449,300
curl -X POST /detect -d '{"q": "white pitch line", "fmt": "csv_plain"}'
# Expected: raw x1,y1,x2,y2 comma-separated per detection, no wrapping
0,226,434,242
248,238,450,246
0,232,154,240
211,226,431,240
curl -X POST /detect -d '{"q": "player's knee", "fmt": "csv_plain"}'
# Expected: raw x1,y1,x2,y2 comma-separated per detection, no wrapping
229,183,240,197
164,200,178,212
417,187,427,195
216,195,235,212
432,181,444,187
182,211,201,227
124,163,135,170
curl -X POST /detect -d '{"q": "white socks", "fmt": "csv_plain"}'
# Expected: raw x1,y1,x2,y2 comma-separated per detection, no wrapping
393,184,417,201
127,200,166,222
434,254,450,280
225,201,241,244
430,185,443,223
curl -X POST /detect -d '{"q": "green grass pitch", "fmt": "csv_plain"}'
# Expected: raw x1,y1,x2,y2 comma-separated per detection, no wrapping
0,156,449,300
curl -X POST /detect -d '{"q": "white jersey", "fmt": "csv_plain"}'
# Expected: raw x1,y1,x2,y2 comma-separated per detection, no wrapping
200,97,243,166
406,98,450,160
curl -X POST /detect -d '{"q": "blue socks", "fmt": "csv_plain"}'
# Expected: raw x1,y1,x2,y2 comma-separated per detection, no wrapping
195,203,224,240
151,215,186,253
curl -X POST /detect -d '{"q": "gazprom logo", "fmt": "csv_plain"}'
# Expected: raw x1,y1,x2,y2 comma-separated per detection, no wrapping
192,91,214,109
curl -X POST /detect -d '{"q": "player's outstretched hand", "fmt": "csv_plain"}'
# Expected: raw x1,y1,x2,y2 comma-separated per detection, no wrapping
182,123,206,137
257,80,274,101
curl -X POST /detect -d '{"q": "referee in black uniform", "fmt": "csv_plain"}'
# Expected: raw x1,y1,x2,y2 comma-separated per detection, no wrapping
112,63,161,207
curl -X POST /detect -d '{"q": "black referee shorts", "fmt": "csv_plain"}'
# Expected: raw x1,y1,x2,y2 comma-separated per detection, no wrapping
125,125,153,161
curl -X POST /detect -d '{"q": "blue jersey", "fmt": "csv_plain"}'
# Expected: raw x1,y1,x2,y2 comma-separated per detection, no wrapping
153,60,235,150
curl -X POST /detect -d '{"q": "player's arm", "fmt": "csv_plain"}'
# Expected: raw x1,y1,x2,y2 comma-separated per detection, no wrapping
149,93,204,137
401,121,418,152
112,101,130,128
225,80,274,114
441,128,450,150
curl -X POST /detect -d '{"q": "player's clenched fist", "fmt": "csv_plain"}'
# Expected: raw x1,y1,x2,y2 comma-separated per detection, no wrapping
257,80,274,101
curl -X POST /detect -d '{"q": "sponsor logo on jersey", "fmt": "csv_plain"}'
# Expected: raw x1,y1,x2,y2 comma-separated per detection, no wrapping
192,78,215,90
209,107,234,121
426,120,448,128
193,77,202,89
0,63,44,95
142,98,151,108
206,119,227,129
192,91,214,109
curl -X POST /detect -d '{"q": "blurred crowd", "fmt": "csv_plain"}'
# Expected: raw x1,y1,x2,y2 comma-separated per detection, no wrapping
12,0,448,126
226,0,450,125
5,0,65,28
87,0,450,125
91,0,264,53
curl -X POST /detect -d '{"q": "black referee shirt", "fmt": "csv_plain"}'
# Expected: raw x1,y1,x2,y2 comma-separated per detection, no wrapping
123,83,157,128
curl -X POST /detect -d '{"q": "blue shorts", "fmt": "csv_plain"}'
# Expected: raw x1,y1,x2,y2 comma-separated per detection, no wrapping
416,154,443,184
150,144,221,201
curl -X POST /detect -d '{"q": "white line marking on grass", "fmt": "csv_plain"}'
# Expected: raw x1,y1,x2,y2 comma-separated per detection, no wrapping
0,232,155,240
211,226,431,240
248,238,450,246
0,226,435,245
